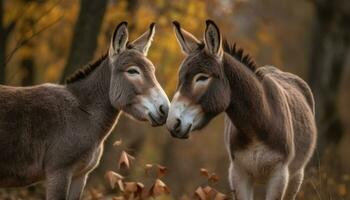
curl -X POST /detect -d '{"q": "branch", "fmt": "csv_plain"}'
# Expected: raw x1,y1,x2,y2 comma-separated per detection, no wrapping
3,2,30,38
5,0,62,63
30,0,62,29
5,16,63,64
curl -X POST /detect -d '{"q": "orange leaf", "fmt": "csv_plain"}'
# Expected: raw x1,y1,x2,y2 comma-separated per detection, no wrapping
157,164,168,177
118,151,135,169
118,180,124,191
194,186,206,200
209,174,219,183
105,171,124,189
124,182,139,193
113,139,122,146
203,186,217,199
199,168,209,178
89,188,103,200
214,192,228,200
203,186,212,194
145,164,153,175
148,179,170,197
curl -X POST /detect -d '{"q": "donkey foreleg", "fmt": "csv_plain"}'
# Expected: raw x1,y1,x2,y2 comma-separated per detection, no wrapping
265,163,289,200
68,174,88,200
229,162,254,200
46,168,73,200
283,170,304,200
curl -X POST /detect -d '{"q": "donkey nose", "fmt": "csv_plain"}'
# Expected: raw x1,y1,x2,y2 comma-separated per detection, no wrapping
159,105,165,116
158,104,168,117
173,118,181,131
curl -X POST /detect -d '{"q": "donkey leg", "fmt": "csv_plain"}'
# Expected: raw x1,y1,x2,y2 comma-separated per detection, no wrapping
68,174,88,200
46,169,73,200
283,170,304,200
229,162,254,200
265,163,289,200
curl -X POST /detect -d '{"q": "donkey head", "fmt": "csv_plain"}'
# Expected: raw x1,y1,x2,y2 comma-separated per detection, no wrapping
108,22,169,126
166,20,231,138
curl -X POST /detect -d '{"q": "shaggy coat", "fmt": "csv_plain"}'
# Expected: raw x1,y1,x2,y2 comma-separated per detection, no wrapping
0,22,169,200
167,20,316,200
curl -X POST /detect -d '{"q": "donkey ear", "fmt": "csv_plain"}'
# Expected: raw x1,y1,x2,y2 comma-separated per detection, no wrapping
204,20,223,59
130,23,156,56
109,21,129,56
172,21,202,55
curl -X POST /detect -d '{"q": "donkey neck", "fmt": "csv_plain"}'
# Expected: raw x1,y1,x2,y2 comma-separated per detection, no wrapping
66,59,120,137
223,53,271,135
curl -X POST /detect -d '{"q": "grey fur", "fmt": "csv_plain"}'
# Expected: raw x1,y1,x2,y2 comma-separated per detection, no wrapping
0,22,169,200
167,20,317,200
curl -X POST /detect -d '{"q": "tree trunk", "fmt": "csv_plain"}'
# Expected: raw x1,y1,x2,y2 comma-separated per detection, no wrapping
0,0,6,84
308,0,350,152
60,0,108,83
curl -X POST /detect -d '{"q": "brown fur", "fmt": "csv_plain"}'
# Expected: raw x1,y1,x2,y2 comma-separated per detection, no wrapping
167,20,317,200
0,22,169,200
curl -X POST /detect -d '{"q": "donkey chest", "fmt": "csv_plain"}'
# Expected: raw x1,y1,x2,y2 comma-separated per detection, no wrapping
232,141,284,180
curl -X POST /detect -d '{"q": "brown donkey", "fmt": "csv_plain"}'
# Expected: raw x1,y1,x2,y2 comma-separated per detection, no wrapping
167,20,317,200
0,22,169,200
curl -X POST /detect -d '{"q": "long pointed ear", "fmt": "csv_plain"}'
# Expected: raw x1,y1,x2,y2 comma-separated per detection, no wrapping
204,20,223,59
129,23,156,56
109,21,129,56
172,21,202,55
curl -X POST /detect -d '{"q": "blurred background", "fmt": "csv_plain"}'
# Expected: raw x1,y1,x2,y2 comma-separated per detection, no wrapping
0,0,350,199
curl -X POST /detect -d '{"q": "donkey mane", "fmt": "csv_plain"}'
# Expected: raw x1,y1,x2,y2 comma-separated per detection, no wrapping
223,39,258,72
66,53,108,84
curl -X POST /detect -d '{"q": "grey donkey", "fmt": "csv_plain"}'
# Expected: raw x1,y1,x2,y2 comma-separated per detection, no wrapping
166,20,317,200
0,22,170,200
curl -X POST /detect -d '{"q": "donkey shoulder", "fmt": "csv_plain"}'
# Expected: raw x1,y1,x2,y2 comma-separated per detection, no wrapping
256,66,315,114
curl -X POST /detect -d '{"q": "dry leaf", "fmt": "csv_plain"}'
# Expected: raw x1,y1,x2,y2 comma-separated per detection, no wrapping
89,188,103,200
200,168,209,178
113,139,122,146
214,192,228,200
209,174,219,183
203,186,217,199
145,164,153,175
118,180,124,191
124,182,139,193
157,164,168,177
202,186,213,194
118,151,135,169
194,186,206,200
148,179,170,197
105,171,124,189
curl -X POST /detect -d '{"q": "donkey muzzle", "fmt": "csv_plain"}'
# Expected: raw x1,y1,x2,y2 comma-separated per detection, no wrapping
142,86,170,126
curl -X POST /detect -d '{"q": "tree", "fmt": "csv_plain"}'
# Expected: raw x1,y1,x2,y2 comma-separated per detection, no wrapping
60,0,108,82
0,0,16,84
308,0,350,151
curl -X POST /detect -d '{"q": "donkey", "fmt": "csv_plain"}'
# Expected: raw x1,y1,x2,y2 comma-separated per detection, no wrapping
166,20,317,200
0,21,169,200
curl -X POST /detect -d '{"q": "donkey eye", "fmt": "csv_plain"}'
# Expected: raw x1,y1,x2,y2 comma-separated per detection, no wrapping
195,75,209,82
126,68,140,75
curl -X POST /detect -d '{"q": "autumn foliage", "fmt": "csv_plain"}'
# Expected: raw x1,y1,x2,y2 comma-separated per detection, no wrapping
102,140,228,200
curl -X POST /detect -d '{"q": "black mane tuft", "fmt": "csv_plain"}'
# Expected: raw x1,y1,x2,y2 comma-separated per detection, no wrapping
223,39,258,72
65,53,108,84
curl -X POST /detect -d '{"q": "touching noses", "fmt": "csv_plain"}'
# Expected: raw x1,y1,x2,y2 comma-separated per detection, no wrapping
159,104,168,118
145,86,170,126
172,118,182,134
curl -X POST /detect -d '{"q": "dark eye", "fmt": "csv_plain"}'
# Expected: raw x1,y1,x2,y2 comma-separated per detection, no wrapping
196,75,209,82
126,68,140,75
